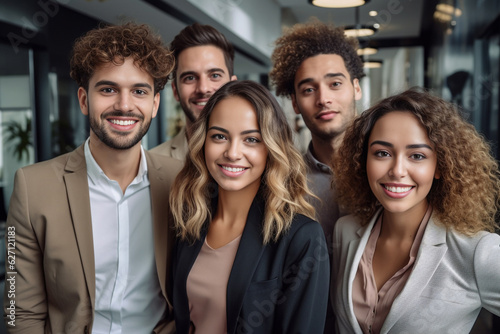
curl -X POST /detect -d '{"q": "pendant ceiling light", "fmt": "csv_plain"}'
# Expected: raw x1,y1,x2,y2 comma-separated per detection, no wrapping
344,6,378,38
309,0,370,8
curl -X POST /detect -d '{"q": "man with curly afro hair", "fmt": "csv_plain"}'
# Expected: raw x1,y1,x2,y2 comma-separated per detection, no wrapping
270,19,364,332
5,22,182,334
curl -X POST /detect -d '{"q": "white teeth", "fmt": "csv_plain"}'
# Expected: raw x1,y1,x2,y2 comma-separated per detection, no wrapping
384,185,412,193
222,166,245,172
196,102,207,106
110,119,136,126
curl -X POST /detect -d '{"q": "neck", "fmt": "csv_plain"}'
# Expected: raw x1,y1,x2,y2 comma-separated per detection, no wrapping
310,133,344,166
214,182,260,226
380,203,428,241
88,133,142,193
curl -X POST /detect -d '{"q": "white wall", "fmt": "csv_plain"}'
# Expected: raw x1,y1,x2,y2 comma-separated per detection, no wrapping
186,0,281,58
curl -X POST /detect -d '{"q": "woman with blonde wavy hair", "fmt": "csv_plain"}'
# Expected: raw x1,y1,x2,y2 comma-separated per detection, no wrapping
170,80,329,334
331,88,500,334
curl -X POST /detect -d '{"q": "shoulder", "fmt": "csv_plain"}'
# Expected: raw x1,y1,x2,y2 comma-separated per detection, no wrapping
444,228,500,261
149,138,174,155
449,229,500,303
283,214,325,248
17,149,79,180
335,214,363,236
146,150,183,167
433,220,500,270
473,231,500,262
274,214,329,268
439,221,497,252
145,151,184,175
289,214,323,234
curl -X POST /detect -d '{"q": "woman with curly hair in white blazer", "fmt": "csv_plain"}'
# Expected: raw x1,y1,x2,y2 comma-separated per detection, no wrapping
331,88,500,334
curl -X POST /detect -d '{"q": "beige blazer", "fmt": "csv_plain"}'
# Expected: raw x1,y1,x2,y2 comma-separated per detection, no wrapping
150,127,189,161
3,145,182,334
331,210,500,334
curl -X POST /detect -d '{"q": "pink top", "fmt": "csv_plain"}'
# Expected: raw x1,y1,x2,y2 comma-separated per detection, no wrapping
186,235,242,334
352,206,432,334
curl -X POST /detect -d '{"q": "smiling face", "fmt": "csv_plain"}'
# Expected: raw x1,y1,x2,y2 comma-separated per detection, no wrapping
291,54,362,142
78,57,159,150
173,45,236,128
366,111,440,218
204,96,268,196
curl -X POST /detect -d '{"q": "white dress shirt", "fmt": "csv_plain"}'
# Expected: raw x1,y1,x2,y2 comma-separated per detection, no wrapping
84,139,166,334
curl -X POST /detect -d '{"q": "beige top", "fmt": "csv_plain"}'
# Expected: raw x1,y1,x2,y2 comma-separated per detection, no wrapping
353,206,432,334
186,235,242,334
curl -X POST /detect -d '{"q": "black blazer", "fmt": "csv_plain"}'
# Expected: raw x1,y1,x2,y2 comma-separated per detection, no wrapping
172,194,330,334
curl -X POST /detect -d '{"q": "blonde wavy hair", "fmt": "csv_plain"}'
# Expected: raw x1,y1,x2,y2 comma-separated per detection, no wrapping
170,80,316,243
334,88,500,234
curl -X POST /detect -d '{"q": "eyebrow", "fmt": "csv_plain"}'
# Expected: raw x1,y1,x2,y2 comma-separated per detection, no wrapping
370,140,433,150
296,72,347,89
208,126,261,135
94,80,152,90
179,68,226,79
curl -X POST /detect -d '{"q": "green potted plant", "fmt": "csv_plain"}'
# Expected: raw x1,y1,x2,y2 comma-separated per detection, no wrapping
3,116,32,161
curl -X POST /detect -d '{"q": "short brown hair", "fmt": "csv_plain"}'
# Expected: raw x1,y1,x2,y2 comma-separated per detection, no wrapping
70,22,174,93
334,88,500,234
170,23,235,80
270,20,364,97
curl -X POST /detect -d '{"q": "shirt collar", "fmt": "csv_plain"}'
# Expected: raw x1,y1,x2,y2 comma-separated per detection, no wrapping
305,141,332,174
84,138,148,185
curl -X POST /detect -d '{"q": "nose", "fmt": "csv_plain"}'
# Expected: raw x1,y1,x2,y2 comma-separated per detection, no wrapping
115,93,133,112
224,140,242,161
196,76,211,95
316,85,332,108
389,156,407,178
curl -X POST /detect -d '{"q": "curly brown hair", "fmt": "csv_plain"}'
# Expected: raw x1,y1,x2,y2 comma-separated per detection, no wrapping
334,87,500,235
70,22,174,93
270,19,364,98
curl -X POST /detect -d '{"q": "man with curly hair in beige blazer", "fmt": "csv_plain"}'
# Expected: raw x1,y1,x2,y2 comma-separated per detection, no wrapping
3,23,182,334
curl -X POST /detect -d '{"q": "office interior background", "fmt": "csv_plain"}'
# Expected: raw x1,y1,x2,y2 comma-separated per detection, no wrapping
0,0,499,332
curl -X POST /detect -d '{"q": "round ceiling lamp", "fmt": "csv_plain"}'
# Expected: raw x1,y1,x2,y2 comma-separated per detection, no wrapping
308,0,370,8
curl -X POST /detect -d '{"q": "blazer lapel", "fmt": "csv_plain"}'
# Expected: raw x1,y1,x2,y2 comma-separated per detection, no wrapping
64,145,96,308
226,195,266,334
146,151,172,304
345,211,381,333
381,216,448,333
174,230,206,333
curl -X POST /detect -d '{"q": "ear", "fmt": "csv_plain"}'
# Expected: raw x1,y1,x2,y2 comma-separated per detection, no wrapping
434,167,441,180
230,75,237,81
291,94,300,115
78,87,89,116
152,92,160,119
353,78,362,101
171,81,180,102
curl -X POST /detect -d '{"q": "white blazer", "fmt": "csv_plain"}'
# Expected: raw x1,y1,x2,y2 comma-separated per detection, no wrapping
331,209,500,334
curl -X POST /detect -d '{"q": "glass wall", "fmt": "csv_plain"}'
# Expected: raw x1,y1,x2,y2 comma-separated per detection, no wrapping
0,41,34,334
0,42,34,222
